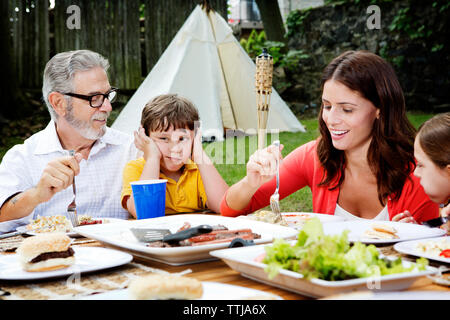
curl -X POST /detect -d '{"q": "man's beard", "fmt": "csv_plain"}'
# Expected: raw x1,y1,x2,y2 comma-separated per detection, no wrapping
64,103,109,140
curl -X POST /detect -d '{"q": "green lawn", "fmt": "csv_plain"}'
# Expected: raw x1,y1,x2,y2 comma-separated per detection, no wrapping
207,112,435,213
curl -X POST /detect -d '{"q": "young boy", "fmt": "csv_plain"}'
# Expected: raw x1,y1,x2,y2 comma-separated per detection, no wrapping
121,94,228,217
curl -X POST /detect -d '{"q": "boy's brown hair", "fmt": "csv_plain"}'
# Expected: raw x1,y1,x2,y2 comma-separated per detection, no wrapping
141,94,199,135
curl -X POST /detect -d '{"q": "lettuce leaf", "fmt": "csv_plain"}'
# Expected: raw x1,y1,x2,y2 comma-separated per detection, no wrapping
263,218,428,281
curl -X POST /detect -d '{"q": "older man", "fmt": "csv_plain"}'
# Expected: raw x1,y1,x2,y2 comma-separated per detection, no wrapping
0,50,138,233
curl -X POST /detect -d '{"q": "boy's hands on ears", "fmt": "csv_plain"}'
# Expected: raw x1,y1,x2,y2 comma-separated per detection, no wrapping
191,128,205,164
134,126,161,161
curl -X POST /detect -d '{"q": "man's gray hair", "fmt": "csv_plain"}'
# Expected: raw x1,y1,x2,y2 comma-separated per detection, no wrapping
42,50,110,121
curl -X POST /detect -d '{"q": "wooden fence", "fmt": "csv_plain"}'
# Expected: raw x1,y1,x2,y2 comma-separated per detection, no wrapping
8,0,227,90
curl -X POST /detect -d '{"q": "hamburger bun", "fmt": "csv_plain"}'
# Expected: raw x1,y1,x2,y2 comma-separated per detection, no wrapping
21,256,76,272
16,233,74,272
128,274,203,300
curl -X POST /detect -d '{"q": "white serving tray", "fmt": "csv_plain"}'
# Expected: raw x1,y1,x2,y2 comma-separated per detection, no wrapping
74,214,298,266
210,242,438,298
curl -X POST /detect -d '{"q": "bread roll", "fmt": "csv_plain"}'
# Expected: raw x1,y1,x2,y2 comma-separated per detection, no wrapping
128,274,203,300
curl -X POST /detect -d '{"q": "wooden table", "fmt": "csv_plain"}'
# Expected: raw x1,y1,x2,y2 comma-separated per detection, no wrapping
132,254,449,300
105,241,450,300
1,235,448,300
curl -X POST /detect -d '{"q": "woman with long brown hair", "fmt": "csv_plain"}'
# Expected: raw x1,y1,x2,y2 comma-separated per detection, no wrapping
220,50,439,223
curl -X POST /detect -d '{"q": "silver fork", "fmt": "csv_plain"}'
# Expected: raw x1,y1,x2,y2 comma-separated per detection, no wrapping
67,150,78,227
130,228,172,242
130,225,213,243
270,140,282,221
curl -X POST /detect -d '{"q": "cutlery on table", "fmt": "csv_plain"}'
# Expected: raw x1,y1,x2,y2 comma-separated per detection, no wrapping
0,223,70,240
269,140,282,222
422,216,449,228
0,229,32,240
130,224,213,243
67,150,78,228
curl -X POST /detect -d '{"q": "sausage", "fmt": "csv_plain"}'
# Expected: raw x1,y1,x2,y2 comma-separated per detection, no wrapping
188,234,218,243
191,233,256,246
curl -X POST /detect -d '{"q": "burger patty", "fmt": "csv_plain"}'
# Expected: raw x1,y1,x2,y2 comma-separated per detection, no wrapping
30,247,75,263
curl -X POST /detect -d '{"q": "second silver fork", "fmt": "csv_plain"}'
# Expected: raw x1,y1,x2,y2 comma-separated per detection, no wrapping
67,150,78,227
269,140,282,221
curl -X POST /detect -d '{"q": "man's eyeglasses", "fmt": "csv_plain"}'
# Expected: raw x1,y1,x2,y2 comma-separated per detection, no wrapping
63,88,118,108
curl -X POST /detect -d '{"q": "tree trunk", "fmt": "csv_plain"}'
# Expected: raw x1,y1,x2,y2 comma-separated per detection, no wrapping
0,0,31,120
255,0,287,50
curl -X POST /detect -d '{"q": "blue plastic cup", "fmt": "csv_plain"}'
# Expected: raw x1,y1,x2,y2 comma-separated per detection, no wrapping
131,179,167,220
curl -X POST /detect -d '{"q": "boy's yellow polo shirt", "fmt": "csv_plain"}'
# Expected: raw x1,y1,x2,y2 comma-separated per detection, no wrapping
121,157,208,214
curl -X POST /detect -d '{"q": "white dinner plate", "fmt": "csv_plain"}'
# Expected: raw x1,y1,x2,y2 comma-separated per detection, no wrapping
17,217,124,238
393,236,450,264
210,243,438,299
322,220,446,244
0,247,132,281
282,212,344,229
73,214,298,266
322,290,450,300
80,281,282,300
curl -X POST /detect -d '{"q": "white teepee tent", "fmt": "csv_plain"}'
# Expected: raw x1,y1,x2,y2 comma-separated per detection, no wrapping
112,5,305,141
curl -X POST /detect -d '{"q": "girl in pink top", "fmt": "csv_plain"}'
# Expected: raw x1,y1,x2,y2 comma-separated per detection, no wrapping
221,50,439,223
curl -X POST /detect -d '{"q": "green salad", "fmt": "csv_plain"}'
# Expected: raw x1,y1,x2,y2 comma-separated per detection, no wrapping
263,218,428,281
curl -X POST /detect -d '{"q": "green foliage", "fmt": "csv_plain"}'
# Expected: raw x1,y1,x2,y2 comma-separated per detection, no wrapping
391,55,405,68
433,0,450,12
240,30,309,71
285,9,310,37
324,0,392,4
388,1,448,55
389,7,432,40
320,0,448,61
431,44,444,52
281,49,310,70
240,30,269,60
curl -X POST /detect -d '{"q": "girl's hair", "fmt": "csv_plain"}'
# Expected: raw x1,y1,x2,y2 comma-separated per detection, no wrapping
317,50,416,205
141,94,199,135
417,112,450,169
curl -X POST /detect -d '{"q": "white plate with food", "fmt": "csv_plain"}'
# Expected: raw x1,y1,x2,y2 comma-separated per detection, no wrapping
73,214,298,266
322,220,446,244
238,211,344,229
17,215,123,237
80,281,282,300
0,247,132,281
322,290,450,300
210,243,437,299
282,212,344,229
393,236,450,264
